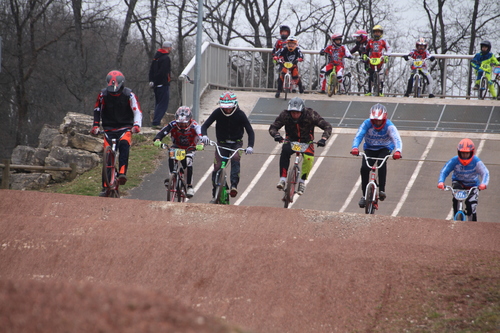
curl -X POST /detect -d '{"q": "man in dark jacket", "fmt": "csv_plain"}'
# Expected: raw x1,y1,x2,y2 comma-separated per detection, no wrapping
149,41,172,128
200,91,255,202
269,97,332,195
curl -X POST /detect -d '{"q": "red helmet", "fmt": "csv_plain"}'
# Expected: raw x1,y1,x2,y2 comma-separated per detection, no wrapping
331,33,343,46
457,138,475,166
416,37,427,50
175,106,193,129
106,70,125,93
369,103,388,130
352,29,368,43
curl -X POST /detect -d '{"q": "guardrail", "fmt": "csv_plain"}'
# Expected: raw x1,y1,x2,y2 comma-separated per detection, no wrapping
1,160,77,189
180,42,477,109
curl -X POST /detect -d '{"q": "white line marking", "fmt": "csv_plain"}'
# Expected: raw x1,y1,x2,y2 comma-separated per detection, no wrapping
234,144,281,205
445,135,487,219
288,134,338,209
392,133,436,217
339,176,362,213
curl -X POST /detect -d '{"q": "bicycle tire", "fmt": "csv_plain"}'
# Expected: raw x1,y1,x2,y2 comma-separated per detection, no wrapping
283,75,291,101
327,72,336,97
413,75,421,98
478,76,488,100
166,173,177,201
214,168,226,204
373,71,380,96
365,184,376,214
177,174,187,203
495,81,500,100
102,146,117,191
283,166,298,208
343,73,351,94
108,189,120,198
454,211,466,221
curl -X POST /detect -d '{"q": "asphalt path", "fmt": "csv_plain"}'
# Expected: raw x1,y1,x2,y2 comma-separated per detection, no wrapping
128,93,500,222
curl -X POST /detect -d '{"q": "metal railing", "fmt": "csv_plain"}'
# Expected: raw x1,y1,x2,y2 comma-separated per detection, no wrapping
180,42,477,109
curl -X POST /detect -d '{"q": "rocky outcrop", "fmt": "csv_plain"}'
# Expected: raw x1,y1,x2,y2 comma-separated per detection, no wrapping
4,113,104,190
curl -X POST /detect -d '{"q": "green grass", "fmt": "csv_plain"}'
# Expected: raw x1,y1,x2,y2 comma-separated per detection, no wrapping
42,134,169,196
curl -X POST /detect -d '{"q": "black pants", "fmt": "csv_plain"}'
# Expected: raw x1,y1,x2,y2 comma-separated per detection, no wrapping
452,181,478,221
360,148,390,196
152,85,170,126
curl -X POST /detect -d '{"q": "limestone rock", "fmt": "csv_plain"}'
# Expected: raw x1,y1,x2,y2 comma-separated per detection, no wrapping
10,173,52,190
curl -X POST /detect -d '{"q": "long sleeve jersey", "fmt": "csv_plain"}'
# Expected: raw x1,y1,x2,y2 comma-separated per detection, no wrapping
269,108,332,142
366,38,392,58
201,107,255,147
275,47,304,63
323,44,352,66
471,52,500,71
351,119,402,152
148,49,171,86
154,120,201,149
438,156,489,187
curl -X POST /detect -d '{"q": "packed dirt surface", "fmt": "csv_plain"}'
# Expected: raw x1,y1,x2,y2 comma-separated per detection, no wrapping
1,189,499,332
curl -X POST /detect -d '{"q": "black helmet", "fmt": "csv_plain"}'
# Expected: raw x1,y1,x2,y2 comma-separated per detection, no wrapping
287,97,305,112
280,25,291,34
480,40,491,54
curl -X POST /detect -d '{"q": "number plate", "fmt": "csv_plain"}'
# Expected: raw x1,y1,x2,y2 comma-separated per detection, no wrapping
413,60,423,67
454,190,468,200
174,149,186,161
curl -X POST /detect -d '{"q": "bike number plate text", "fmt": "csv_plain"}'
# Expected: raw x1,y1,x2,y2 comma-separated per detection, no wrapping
454,190,468,200
292,143,302,152
170,149,186,161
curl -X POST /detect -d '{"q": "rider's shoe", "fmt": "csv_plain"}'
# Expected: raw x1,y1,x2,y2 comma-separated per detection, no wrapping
473,84,479,90
379,93,384,97
404,93,409,97
276,179,286,190
428,93,435,98
118,174,127,185
230,187,238,198
365,92,372,96
99,188,107,197
358,196,366,208
296,182,306,195
275,91,280,98
209,198,217,204
379,191,386,201
186,186,194,198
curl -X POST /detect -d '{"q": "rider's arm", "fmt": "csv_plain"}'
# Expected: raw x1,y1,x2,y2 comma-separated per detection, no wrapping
351,120,370,148
383,39,392,56
269,111,286,138
200,110,218,135
387,124,403,153
129,92,143,128
153,122,173,141
475,158,490,186
312,110,332,140
92,92,104,127
438,157,457,184
241,112,255,148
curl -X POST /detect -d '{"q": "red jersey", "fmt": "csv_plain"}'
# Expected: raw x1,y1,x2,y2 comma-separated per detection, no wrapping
153,120,201,149
323,44,352,66
366,38,391,58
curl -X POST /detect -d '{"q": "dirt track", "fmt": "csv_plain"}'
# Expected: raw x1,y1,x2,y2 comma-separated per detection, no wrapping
1,189,499,332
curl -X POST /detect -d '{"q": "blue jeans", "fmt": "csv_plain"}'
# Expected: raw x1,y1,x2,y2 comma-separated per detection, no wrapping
152,85,170,126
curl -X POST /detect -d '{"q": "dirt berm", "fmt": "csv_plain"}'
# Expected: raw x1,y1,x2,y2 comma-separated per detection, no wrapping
0,189,499,332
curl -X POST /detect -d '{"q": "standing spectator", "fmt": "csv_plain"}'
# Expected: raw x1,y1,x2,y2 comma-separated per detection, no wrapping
149,41,172,129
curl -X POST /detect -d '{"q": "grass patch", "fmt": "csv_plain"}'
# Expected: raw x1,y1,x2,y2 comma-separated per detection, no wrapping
42,134,169,196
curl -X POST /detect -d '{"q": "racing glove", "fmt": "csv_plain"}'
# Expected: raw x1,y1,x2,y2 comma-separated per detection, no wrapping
201,135,210,144
196,144,204,151
132,125,140,133
149,82,154,88
319,49,325,56
403,55,409,61
437,182,445,190
384,56,389,63
479,184,487,190
350,148,359,156
429,56,436,61
363,54,368,61
274,134,284,142
393,151,402,160
245,147,254,155
90,126,100,136
317,139,326,147
153,140,162,148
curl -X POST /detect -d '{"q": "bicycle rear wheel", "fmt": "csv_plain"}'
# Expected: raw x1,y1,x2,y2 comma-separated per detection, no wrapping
102,146,118,194
373,71,380,96
177,172,187,202
478,77,488,100
343,73,351,94
214,168,227,204
166,173,177,201
365,184,376,214
494,81,500,100
283,166,298,208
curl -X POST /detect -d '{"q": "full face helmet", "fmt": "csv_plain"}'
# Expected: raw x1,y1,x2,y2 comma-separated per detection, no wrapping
369,103,388,130
372,25,383,40
175,106,193,129
352,29,368,44
480,40,491,54
287,97,305,121
106,70,125,93
219,91,238,116
457,138,475,166
416,37,427,50
280,25,291,40
286,36,298,52
331,33,343,46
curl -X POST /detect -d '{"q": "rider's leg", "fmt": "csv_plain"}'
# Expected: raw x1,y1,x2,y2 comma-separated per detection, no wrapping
211,149,224,197
405,73,415,96
118,131,132,178
486,73,497,98
185,154,194,186
451,181,464,216
366,69,374,95
422,69,435,97
279,143,294,178
300,148,315,181
473,70,482,89
229,142,243,190
465,187,479,221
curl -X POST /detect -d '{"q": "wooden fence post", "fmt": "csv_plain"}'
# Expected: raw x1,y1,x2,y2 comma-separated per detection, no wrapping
1,159,10,189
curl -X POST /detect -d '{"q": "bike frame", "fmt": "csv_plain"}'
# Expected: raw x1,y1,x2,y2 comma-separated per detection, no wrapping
209,141,245,205
411,59,428,98
360,153,390,214
282,141,310,208
282,61,298,101
102,131,128,198
369,56,386,96
163,144,196,202
444,185,478,221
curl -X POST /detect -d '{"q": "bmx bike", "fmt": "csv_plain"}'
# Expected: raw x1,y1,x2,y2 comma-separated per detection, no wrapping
326,66,351,97
477,62,500,100
410,59,429,98
366,55,388,96
443,185,478,221
359,152,391,214
101,130,130,198
282,61,299,101
162,144,197,202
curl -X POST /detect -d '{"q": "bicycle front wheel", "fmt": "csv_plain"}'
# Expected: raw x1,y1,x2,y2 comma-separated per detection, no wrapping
365,184,376,214
283,166,298,208
166,174,177,201
373,71,380,96
478,77,488,100
176,172,187,202
214,168,226,204
343,73,351,94
495,81,500,100
413,75,421,98
102,146,117,190
283,75,291,101
454,211,466,221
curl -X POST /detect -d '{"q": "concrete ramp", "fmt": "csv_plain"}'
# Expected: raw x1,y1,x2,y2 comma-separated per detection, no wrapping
1,189,499,332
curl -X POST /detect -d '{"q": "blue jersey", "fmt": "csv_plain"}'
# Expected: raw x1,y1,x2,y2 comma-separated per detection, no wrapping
438,156,489,187
351,119,402,152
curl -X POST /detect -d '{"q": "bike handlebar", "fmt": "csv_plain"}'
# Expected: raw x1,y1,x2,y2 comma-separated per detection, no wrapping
444,185,479,192
209,140,246,159
160,143,198,152
359,152,392,169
